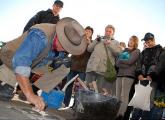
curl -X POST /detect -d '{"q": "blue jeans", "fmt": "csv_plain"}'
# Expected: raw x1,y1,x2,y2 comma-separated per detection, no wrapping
64,70,86,106
131,108,150,120
131,107,163,120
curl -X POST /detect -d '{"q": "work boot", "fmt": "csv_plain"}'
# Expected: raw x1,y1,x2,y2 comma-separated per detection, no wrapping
0,81,14,101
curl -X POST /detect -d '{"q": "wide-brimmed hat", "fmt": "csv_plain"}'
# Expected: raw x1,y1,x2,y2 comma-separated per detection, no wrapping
56,17,87,55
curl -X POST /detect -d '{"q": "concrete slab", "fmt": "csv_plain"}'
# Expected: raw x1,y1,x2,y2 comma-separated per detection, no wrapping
0,100,74,120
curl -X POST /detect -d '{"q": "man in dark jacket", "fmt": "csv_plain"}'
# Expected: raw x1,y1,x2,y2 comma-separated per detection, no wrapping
23,0,63,33
131,32,163,119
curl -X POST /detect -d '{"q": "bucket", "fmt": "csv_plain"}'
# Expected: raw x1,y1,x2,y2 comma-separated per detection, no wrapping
40,74,79,109
41,90,64,109
73,89,121,120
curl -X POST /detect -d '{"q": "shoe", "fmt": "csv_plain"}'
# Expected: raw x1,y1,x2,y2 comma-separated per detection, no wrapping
0,81,14,101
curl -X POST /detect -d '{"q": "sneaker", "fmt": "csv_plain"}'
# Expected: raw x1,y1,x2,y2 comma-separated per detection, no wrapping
0,81,14,101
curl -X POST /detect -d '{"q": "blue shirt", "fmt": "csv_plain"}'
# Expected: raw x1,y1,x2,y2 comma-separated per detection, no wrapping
12,28,65,77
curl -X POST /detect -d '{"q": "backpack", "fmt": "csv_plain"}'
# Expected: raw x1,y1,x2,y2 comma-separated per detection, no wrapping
103,44,117,82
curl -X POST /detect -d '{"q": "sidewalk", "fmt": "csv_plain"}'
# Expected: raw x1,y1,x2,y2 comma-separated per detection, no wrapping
0,100,74,120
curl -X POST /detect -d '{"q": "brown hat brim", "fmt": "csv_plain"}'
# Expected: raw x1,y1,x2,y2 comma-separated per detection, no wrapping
56,17,87,55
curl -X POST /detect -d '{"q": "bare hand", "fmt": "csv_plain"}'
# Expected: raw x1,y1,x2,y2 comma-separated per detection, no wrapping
146,76,152,81
27,94,45,111
138,75,146,80
15,74,45,111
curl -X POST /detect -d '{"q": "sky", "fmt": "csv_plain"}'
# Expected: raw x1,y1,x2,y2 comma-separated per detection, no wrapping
0,0,165,50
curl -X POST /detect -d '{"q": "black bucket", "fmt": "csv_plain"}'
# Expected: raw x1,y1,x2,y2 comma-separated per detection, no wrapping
73,90,121,120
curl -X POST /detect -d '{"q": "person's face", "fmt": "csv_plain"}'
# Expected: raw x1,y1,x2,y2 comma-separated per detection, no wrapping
120,43,126,48
85,29,93,40
143,42,148,49
128,38,135,48
52,4,62,16
105,27,114,37
144,39,155,48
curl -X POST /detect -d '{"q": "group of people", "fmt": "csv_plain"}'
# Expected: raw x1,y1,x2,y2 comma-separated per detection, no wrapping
116,32,165,120
0,0,165,120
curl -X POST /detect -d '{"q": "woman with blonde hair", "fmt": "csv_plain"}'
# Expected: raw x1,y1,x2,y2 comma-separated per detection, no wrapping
115,35,140,118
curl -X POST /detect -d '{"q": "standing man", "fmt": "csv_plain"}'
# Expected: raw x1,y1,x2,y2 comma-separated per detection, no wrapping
131,32,163,119
23,0,63,33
